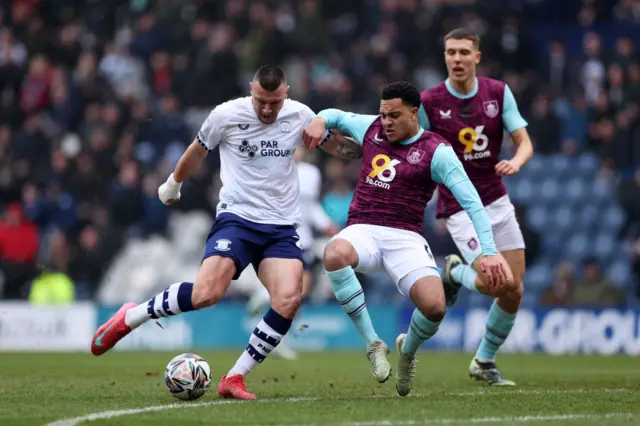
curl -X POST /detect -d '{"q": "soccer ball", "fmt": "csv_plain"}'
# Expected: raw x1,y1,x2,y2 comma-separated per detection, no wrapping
164,353,212,401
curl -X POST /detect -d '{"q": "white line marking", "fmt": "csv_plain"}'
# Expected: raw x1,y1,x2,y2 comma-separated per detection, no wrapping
44,388,634,426
336,413,634,425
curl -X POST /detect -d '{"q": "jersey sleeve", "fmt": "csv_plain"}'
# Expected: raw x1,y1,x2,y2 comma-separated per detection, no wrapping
502,85,528,133
431,144,497,256
197,107,226,151
317,109,377,145
418,105,431,130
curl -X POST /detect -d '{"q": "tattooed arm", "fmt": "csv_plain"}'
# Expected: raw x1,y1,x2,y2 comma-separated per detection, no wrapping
320,130,363,160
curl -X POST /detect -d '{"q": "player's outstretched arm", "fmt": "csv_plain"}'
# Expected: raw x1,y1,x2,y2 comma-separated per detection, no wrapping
319,131,363,160
431,143,508,287
158,140,208,206
303,109,377,155
159,108,224,206
496,85,533,176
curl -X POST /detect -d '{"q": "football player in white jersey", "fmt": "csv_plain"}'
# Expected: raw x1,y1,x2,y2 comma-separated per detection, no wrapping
246,145,339,359
90,66,347,400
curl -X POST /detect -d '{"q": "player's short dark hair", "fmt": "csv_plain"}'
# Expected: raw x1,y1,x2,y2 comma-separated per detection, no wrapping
381,81,421,109
253,65,287,92
444,28,481,49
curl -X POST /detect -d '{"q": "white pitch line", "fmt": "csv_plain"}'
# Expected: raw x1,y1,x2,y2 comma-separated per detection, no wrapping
335,413,634,426
43,388,634,426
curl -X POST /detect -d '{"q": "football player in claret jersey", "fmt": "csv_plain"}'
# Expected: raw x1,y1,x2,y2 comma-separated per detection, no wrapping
419,28,534,386
304,81,509,397
90,65,341,400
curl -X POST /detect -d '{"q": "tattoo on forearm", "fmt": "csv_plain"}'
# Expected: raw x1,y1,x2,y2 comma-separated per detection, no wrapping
336,141,363,159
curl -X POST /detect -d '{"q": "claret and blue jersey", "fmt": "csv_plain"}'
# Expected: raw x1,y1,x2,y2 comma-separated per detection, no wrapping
318,108,497,256
418,77,528,218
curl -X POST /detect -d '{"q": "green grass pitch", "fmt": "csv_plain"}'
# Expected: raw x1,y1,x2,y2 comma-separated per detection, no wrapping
1,351,639,425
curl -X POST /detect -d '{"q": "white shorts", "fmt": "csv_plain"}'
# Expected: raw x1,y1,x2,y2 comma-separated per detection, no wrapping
445,195,525,264
332,224,440,297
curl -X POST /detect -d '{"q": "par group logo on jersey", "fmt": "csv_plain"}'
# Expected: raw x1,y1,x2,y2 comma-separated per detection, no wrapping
239,140,259,157
407,147,425,165
214,239,232,251
279,120,292,133
483,100,499,118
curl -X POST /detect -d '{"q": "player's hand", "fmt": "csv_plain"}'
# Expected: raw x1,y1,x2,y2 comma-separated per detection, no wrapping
495,160,521,176
158,173,182,206
477,255,509,291
303,117,327,152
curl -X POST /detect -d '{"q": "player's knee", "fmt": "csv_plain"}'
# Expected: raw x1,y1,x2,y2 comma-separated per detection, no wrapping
507,279,524,302
192,259,235,309
421,299,446,322
323,239,357,271
271,290,301,318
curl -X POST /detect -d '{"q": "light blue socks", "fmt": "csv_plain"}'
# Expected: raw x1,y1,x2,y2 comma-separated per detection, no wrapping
476,300,516,362
401,309,441,357
452,265,479,292
327,266,380,347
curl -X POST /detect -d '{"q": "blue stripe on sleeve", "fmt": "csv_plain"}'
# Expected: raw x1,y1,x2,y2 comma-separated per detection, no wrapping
502,85,528,133
431,144,497,256
318,109,378,145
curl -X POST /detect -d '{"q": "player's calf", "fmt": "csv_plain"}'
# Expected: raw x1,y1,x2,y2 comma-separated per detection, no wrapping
191,256,236,309
324,238,389,382
396,273,445,396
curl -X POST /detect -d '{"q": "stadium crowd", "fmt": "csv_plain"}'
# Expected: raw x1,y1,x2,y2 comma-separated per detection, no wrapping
0,0,638,305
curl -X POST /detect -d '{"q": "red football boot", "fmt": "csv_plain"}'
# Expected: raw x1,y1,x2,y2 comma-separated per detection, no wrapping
218,375,257,400
91,303,136,356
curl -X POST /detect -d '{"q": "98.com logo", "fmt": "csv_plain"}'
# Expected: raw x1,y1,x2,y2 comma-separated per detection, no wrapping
458,126,491,161
365,154,400,190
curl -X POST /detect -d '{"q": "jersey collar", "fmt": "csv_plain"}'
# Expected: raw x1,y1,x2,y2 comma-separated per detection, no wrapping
445,77,478,99
399,127,424,145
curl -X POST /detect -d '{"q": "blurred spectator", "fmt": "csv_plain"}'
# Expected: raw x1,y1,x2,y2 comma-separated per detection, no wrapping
0,202,38,298
540,262,574,306
28,270,75,305
540,39,570,96
529,94,562,154
569,257,625,307
108,161,143,230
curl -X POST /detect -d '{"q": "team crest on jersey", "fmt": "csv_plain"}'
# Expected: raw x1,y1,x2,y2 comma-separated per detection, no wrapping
238,124,249,130
483,101,499,118
279,120,292,133
407,147,425,164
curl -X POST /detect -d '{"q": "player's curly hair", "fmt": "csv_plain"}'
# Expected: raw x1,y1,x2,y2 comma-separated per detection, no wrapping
381,81,421,108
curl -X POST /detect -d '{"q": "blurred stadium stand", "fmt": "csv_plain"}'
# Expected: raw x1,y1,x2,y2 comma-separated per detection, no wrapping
0,0,638,307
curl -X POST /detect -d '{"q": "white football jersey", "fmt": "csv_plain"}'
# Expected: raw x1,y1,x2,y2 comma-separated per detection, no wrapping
297,161,332,250
197,97,315,226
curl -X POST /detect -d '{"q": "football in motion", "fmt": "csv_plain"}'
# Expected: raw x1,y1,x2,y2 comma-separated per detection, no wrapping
164,353,212,401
